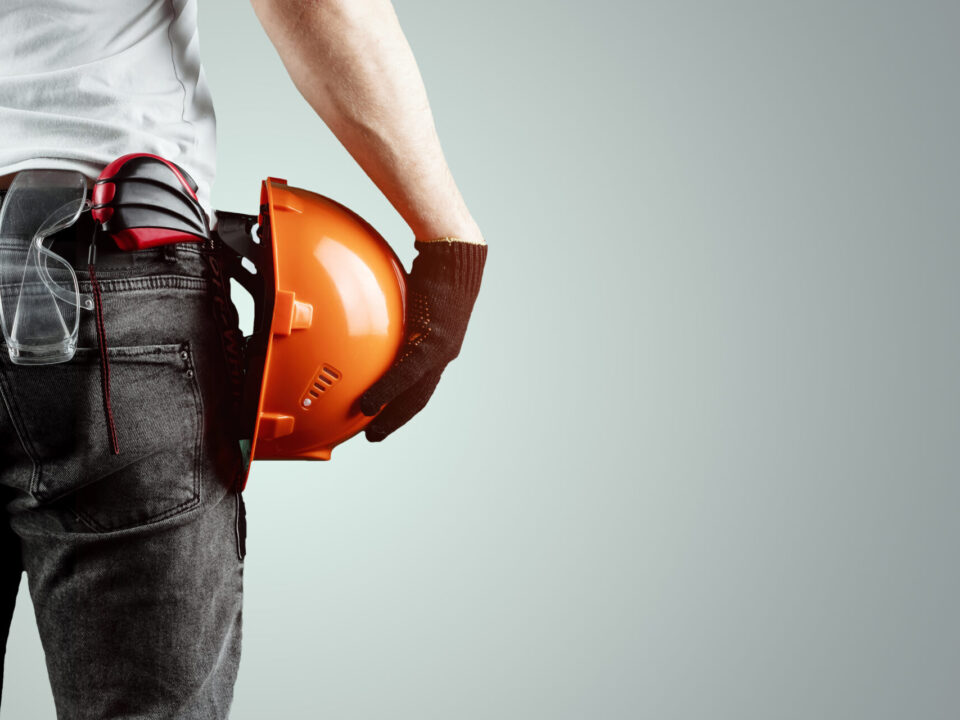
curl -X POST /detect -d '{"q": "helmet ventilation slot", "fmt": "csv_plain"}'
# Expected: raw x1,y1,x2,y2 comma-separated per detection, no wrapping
300,364,342,407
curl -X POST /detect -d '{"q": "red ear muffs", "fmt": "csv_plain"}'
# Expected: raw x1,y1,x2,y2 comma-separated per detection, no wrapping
92,153,210,250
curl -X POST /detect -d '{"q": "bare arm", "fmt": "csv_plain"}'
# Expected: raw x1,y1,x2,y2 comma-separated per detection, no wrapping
249,0,484,245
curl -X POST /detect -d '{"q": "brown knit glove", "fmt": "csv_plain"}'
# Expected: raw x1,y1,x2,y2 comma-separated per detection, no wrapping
359,237,488,441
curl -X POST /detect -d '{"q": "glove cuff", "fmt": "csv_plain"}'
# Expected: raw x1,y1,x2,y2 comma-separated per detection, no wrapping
412,238,488,300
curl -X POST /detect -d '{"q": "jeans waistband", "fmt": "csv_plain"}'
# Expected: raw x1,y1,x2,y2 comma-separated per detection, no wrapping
54,211,209,279
0,189,211,296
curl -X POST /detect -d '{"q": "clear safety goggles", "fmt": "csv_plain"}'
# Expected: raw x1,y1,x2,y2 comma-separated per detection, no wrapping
0,169,95,365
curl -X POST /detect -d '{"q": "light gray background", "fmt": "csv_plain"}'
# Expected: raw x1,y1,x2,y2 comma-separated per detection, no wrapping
6,0,960,717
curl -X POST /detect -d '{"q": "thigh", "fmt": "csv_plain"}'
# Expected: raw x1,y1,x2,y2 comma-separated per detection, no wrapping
12,487,244,720
0,345,26,708
1,246,248,719
0,487,23,708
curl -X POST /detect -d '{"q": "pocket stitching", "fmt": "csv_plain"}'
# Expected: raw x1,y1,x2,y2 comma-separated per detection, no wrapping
68,341,205,532
24,343,191,502
71,343,186,360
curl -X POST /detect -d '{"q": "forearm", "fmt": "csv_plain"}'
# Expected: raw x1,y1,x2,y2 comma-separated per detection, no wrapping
249,0,483,244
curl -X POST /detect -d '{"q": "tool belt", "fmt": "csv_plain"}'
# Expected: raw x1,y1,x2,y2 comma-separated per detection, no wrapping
0,154,245,477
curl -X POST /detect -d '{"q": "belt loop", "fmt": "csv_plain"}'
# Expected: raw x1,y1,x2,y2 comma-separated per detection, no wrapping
163,243,178,263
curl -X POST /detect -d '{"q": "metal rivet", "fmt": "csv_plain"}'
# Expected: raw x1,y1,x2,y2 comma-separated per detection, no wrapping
180,350,189,360
302,398,312,407
185,369,194,378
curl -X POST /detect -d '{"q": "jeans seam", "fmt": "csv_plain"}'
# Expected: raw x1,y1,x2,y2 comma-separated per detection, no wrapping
187,339,205,524
75,275,208,294
0,274,209,300
0,368,40,493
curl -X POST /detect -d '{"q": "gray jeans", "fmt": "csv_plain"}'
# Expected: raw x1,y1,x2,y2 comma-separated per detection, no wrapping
0,210,247,719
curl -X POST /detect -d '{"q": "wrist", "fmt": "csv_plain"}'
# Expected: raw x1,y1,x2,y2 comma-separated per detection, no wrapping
412,215,485,247
417,234,486,246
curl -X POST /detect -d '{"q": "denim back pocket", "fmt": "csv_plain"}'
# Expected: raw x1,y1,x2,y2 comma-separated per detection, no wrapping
3,342,203,531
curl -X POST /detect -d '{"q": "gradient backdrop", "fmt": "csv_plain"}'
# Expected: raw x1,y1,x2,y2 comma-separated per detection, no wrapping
6,0,960,717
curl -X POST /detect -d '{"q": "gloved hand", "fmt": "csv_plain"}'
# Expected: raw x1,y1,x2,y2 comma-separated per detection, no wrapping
359,237,488,441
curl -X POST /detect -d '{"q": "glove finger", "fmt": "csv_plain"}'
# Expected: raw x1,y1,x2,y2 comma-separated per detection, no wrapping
360,343,432,416
364,369,443,442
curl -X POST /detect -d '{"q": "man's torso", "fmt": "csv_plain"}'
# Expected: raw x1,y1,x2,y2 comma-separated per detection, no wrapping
0,0,216,218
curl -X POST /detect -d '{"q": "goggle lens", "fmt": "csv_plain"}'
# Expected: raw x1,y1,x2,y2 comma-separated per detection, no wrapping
0,169,91,365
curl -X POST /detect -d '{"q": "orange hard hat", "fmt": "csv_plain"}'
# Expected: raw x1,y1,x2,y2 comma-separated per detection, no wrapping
212,177,406,488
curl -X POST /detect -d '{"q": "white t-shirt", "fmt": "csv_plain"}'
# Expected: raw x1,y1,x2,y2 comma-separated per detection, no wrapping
0,0,217,223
